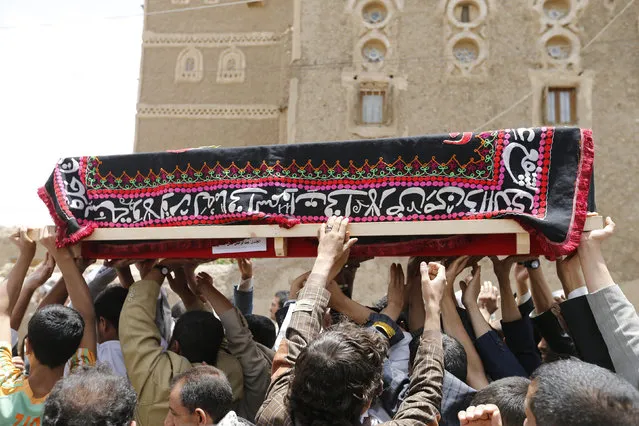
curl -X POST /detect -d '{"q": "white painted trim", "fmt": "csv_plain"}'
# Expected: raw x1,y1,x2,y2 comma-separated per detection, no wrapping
142,30,280,47
137,103,280,119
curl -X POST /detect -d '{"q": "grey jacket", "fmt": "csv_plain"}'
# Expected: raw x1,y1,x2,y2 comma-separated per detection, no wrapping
588,285,639,388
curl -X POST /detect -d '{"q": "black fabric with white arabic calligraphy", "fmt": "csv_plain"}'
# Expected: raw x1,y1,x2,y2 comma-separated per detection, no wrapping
39,127,595,256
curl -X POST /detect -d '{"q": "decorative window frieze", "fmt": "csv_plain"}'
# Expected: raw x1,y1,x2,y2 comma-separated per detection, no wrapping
444,0,489,77
175,47,203,83
216,46,246,83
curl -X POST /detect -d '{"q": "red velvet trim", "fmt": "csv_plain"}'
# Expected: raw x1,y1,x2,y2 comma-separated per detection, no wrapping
38,186,97,247
515,128,594,259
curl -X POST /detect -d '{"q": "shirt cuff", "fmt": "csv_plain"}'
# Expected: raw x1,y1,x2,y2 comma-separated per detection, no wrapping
366,313,404,346
567,286,588,299
518,291,531,306
236,278,253,292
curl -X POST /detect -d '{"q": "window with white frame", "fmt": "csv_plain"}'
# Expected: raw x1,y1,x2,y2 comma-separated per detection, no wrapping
545,87,576,124
359,86,386,124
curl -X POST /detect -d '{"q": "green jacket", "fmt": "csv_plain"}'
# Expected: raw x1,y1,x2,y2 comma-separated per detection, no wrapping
120,279,244,426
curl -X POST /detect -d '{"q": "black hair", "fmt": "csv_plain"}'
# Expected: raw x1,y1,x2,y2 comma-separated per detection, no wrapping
410,332,467,382
275,306,289,329
471,376,530,426
94,286,128,332
171,365,233,423
530,359,639,425
288,322,388,425
42,364,136,426
244,314,276,349
274,290,289,308
170,310,224,365
27,305,84,368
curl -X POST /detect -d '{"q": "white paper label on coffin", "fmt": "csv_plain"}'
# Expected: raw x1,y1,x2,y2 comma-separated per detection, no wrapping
212,237,267,254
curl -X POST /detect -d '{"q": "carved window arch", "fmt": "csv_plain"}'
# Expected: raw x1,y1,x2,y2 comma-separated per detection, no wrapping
175,47,203,83
217,47,246,83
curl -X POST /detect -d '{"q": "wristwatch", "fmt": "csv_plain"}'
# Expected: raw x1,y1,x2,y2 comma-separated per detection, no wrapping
154,265,170,276
523,259,540,269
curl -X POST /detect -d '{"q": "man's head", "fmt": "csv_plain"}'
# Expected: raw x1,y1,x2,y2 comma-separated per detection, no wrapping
288,322,388,425
471,376,530,426
270,290,289,320
94,286,128,344
42,364,136,426
165,365,233,426
245,314,276,349
26,304,84,369
169,311,224,365
525,359,639,425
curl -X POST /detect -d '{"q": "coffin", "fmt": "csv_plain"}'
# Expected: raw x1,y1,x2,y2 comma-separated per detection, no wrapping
38,127,596,259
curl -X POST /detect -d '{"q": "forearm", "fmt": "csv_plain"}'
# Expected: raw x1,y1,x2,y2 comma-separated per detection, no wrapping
441,298,488,389
579,243,615,292
391,330,443,424
1,251,35,315
528,268,554,313
497,276,522,322
331,294,373,325
465,303,492,339
115,267,135,289
202,287,234,316
10,283,38,330
38,277,68,308
56,253,96,352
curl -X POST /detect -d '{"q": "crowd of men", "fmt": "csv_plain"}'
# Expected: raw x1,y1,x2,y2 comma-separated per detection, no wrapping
1,215,638,425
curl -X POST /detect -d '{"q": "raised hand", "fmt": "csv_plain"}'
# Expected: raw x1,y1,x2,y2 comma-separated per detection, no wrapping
383,263,406,321
237,258,253,280
25,252,56,288
478,281,499,315
581,216,615,244
460,266,482,309
10,228,36,256
458,404,503,426
317,216,358,266
421,262,447,307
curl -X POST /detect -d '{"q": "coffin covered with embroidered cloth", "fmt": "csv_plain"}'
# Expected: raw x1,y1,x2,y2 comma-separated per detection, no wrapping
39,127,595,258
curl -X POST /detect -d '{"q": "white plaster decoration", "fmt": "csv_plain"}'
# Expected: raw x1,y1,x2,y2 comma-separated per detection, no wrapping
344,0,404,136
443,0,489,77
143,31,280,47
446,31,487,75
217,47,246,83
171,0,190,4
346,0,404,14
531,0,588,32
137,104,280,119
446,0,488,29
355,31,392,71
531,0,588,71
529,69,594,128
175,47,203,83
203,0,220,4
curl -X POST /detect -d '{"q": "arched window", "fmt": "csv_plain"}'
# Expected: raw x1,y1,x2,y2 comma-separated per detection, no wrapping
175,47,203,83
217,47,246,83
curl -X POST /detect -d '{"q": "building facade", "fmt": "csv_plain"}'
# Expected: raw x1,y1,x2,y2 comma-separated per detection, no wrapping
135,0,639,282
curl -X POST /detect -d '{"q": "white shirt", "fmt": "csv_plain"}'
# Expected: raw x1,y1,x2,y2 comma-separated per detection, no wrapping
97,340,127,378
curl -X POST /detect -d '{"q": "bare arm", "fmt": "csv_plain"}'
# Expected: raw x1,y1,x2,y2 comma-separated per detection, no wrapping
441,257,489,390
40,236,96,355
0,230,36,343
460,266,492,339
11,253,55,330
